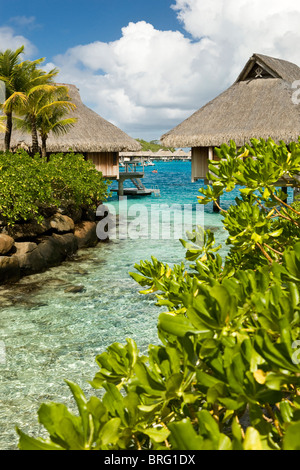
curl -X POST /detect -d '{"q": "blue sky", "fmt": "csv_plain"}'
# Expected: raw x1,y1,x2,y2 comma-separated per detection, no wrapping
1,0,300,141
0,0,186,60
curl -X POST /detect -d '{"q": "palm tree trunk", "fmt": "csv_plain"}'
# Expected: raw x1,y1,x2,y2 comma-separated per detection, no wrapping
31,116,39,155
41,134,47,159
4,111,12,152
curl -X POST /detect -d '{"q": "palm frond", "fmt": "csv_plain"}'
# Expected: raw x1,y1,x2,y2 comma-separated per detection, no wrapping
0,115,7,133
27,84,58,97
12,115,31,133
49,117,78,135
37,100,76,115
2,91,28,112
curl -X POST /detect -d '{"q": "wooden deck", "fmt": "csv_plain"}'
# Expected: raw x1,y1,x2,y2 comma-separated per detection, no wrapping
116,166,160,197
111,188,154,196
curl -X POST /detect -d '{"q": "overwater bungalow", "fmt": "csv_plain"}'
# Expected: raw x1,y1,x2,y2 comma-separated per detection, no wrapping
119,148,191,162
160,53,300,182
0,83,141,180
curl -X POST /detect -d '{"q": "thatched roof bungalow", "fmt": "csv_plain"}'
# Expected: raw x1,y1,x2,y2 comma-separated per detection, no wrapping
160,53,300,182
0,83,141,179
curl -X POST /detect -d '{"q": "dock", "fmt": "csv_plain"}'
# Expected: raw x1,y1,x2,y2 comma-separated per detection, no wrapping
119,149,191,163
111,188,155,196
115,161,160,197
114,149,191,197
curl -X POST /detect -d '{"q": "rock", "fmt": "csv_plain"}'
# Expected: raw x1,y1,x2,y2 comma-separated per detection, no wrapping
0,234,14,255
52,233,78,258
12,234,78,276
74,221,98,248
36,237,62,268
7,220,51,240
73,268,89,275
64,285,85,293
0,256,20,284
50,213,75,233
59,205,83,224
14,242,47,276
14,241,38,256
37,233,78,268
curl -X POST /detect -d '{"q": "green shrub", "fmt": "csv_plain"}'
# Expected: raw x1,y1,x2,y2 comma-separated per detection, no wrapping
15,236,300,450
0,150,110,225
46,153,110,211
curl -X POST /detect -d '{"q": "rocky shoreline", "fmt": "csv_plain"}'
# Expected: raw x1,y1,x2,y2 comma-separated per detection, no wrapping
0,212,101,285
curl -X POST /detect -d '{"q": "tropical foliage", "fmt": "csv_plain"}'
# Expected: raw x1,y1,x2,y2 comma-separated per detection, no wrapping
198,138,300,270
14,84,77,158
0,150,110,225
15,138,300,451
136,138,175,153
0,46,27,150
0,46,75,154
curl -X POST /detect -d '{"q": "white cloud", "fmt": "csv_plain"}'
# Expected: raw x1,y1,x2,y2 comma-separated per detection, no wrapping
51,1,300,141
0,26,37,57
51,21,219,140
3,1,300,141
172,0,300,79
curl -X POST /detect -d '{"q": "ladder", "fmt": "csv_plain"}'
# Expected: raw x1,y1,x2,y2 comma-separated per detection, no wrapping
130,178,146,190
152,185,161,197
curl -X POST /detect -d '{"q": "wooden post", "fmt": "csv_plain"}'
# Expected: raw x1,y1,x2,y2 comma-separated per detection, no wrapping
118,178,124,198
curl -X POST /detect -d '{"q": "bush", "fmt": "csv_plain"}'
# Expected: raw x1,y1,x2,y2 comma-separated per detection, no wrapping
15,139,300,450
0,150,110,225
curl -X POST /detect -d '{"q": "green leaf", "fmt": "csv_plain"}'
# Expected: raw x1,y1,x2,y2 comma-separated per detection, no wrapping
269,228,283,238
243,427,263,450
254,330,300,373
283,421,300,450
99,418,121,446
133,361,165,396
142,427,170,443
279,401,294,424
158,312,209,337
17,428,64,450
91,339,139,388
37,402,84,449
102,383,128,423
65,380,89,442
168,419,203,450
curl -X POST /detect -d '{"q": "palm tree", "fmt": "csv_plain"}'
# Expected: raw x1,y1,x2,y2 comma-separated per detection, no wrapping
15,85,77,157
4,61,60,154
0,46,25,150
38,98,77,159
0,46,59,153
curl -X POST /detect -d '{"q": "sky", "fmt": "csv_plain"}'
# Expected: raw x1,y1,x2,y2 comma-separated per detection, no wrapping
1,0,300,142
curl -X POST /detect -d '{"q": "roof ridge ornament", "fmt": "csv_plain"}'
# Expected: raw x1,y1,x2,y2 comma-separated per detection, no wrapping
255,66,264,78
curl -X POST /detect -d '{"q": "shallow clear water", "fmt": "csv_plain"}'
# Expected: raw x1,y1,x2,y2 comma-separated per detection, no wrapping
0,161,291,449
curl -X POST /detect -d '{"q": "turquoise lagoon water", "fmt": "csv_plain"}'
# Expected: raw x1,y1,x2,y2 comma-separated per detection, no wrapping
0,160,282,449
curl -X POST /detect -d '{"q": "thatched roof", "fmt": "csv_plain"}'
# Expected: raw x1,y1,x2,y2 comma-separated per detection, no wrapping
120,149,192,158
172,149,191,157
0,83,141,153
120,150,159,157
161,53,300,148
